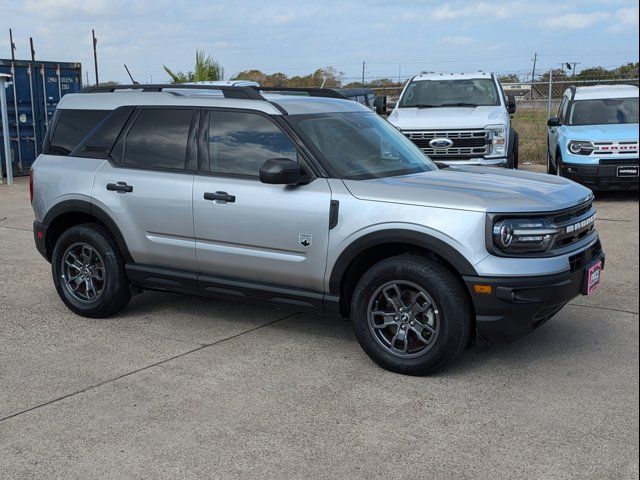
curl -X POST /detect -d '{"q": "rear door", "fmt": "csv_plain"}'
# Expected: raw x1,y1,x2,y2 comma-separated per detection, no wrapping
192,109,332,292
91,107,198,271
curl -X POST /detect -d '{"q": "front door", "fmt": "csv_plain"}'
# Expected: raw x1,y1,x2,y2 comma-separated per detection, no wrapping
193,109,331,292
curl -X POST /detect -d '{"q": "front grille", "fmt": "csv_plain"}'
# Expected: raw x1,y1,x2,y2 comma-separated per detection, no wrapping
405,129,490,159
569,240,602,272
551,200,596,249
589,141,638,157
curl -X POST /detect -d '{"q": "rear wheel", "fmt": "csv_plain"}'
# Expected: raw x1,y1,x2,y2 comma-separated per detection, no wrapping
351,255,471,376
51,224,131,318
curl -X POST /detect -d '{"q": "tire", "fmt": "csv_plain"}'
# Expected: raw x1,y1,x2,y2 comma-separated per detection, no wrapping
51,223,131,318
351,255,472,376
547,149,556,174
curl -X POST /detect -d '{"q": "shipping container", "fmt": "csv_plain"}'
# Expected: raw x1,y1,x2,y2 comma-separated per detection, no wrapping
0,59,82,176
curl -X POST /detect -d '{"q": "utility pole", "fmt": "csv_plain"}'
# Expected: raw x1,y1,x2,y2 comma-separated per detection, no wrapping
362,60,365,86
529,52,537,99
29,37,35,61
398,65,401,84
9,29,16,61
567,61,581,78
92,29,99,85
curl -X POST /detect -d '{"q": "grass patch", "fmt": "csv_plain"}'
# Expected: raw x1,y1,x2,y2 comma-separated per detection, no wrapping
512,109,549,165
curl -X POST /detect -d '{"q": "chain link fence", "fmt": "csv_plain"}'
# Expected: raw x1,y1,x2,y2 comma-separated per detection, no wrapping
369,77,639,165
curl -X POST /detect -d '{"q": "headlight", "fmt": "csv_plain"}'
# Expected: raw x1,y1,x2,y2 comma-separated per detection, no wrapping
492,218,559,253
486,124,506,157
568,141,595,156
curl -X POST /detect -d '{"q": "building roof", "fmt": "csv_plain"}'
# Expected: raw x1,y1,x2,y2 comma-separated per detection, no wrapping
574,84,639,100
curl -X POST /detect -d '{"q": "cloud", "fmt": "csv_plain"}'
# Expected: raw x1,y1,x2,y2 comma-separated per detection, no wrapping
438,36,477,46
608,7,640,32
431,2,511,20
544,12,609,29
272,12,295,24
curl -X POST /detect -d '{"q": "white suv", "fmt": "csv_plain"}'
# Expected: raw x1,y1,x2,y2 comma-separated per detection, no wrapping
388,72,519,168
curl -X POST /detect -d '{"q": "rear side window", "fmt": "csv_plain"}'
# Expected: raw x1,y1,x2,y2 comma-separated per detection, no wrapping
49,109,110,155
124,109,193,170
208,111,297,176
71,107,134,158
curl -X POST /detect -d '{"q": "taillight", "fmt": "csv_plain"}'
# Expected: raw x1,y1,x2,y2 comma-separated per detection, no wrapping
29,169,34,204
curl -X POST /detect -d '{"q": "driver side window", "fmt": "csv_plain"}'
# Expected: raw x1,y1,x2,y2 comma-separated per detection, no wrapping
208,111,298,177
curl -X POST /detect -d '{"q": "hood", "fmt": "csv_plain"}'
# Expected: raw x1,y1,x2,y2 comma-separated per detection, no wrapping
387,106,507,130
562,123,639,142
343,167,593,213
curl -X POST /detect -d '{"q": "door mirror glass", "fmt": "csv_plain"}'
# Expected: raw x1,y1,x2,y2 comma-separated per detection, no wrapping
259,158,311,185
547,117,561,127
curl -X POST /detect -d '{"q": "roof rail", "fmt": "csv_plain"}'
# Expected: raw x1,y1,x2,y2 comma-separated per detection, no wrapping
82,83,265,100
253,86,347,99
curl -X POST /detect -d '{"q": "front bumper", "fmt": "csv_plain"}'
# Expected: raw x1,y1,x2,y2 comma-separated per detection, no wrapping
464,242,604,343
562,161,639,190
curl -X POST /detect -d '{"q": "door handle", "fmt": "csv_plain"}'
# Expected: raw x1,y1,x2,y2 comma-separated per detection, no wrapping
106,182,133,193
204,191,236,203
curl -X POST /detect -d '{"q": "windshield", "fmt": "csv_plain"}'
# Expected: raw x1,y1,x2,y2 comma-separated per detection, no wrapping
569,98,639,126
399,78,501,108
288,112,437,180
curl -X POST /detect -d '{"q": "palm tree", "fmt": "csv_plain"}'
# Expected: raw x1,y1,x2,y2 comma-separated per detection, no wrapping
164,50,225,84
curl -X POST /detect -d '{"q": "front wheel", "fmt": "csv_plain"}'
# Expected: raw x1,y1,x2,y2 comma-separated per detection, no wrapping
351,255,472,376
51,224,131,318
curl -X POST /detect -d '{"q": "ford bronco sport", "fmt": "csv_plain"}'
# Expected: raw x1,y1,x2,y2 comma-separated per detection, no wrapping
547,84,639,190
31,84,603,375
388,72,519,168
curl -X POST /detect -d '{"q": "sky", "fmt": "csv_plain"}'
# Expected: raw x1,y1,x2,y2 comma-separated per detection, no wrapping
2,0,639,85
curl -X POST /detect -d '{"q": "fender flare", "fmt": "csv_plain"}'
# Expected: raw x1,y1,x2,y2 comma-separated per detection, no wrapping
328,229,478,294
42,199,133,262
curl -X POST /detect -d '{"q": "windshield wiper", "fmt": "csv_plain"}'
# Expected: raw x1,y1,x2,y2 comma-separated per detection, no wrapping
438,102,479,108
402,104,440,109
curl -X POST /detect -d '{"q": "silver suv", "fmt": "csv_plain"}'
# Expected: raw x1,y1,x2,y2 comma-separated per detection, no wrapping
31,84,604,375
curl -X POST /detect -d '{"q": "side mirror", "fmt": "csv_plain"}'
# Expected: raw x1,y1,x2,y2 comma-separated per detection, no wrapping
547,117,561,127
506,93,517,115
374,95,388,115
259,158,311,185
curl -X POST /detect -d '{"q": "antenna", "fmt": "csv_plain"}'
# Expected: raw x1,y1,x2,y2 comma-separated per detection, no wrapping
124,64,139,84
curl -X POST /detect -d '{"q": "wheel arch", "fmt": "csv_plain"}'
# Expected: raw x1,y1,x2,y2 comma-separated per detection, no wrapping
328,229,478,316
42,200,132,263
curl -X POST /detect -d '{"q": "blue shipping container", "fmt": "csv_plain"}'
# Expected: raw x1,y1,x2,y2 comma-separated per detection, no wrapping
0,58,82,176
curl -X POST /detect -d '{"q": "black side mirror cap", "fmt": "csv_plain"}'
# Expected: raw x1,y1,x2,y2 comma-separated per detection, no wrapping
259,158,311,185
374,95,388,115
506,93,517,114
547,117,561,127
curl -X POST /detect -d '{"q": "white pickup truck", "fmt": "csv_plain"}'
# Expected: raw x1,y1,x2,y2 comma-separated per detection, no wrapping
387,72,519,168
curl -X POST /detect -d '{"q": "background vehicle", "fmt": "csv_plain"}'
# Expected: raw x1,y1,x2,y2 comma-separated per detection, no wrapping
547,84,639,190
31,84,602,376
387,72,519,168
335,87,387,114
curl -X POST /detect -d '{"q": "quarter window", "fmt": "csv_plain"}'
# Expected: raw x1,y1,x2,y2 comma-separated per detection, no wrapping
124,109,193,170
208,111,297,176
49,109,110,155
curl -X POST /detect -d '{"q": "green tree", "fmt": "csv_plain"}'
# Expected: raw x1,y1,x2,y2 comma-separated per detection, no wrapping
498,74,520,83
164,50,225,84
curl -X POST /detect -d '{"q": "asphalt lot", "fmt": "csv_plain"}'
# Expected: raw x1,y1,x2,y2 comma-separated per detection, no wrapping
1,167,638,480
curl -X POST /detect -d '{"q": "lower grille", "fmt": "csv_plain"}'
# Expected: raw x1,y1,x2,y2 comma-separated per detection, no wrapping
599,158,639,166
569,240,602,273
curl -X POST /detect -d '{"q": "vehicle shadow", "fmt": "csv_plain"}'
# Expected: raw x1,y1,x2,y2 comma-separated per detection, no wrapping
593,190,639,202
121,289,591,378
